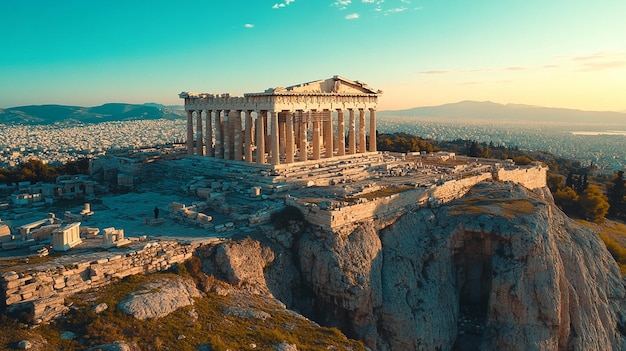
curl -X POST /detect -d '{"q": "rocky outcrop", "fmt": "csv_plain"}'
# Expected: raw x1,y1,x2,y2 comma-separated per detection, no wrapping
206,181,626,350
297,182,626,350
298,223,383,347
118,277,201,320
199,237,301,306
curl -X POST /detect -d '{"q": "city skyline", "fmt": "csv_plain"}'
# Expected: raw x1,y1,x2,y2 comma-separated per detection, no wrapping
1,0,625,113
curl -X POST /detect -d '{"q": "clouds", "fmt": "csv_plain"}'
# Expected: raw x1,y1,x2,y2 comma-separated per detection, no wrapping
418,53,626,76
272,0,295,9
332,0,352,10
570,52,626,72
243,23,254,28
416,52,626,92
331,0,418,19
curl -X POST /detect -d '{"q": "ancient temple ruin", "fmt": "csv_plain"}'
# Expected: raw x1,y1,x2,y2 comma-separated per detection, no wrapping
179,76,381,165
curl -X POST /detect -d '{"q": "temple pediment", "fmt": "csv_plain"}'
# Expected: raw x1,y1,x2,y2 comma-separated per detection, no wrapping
263,75,381,95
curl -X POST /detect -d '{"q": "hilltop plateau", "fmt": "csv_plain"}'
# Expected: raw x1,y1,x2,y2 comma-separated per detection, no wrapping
3,181,625,351
0,103,185,125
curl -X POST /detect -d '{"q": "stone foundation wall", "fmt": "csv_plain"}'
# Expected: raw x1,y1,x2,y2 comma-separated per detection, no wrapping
290,165,548,231
290,173,493,230
495,165,547,190
430,173,493,204
0,240,203,324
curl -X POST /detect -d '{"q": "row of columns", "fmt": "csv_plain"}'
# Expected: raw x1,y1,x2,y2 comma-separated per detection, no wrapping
186,108,377,166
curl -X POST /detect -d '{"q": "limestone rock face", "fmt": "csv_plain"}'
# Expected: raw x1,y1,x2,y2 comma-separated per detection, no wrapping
206,182,626,350
204,237,301,306
298,223,383,346
296,182,626,351
118,277,201,320
214,238,274,294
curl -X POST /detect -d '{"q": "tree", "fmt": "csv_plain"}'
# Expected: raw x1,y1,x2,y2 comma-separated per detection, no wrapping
547,173,563,193
554,186,579,215
565,172,575,189
579,184,610,223
467,141,481,157
607,170,625,218
513,156,533,166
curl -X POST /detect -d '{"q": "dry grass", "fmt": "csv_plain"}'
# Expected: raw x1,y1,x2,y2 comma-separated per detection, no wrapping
448,196,536,219
352,185,413,200
0,253,59,273
578,219,626,275
0,270,365,351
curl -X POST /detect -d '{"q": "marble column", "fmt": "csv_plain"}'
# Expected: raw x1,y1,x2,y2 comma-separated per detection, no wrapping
285,111,295,164
348,109,356,155
196,110,203,156
358,108,366,153
214,110,223,159
264,114,271,156
205,110,213,157
324,109,333,158
232,110,243,161
186,110,194,155
369,108,377,152
256,111,266,164
270,111,280,165
300,111,308,162
337,109,345,156
223,110,231,160
279,116,286,156
245,110,254,163
312,110,321,160
294,114,300,148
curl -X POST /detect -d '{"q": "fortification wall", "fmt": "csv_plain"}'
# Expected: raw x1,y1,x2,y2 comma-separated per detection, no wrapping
430,173,493,204
325,187,429,228
0,240,203,324
495,165,547,190
290,173,493,231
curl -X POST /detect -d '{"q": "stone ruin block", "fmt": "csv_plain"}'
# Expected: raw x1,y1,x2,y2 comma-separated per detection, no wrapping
196,187,211,199
102,227,131,249
52,222,82,252
80,227,100,239
169,202,185,212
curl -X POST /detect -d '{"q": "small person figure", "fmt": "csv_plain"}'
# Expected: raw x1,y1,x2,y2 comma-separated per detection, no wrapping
154,206,159,219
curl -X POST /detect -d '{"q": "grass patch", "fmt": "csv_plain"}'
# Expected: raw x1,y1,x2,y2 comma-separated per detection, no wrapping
351,185,413,200
448,196,536,219
0,270,365,351
0,253,60,273
578,219,626,274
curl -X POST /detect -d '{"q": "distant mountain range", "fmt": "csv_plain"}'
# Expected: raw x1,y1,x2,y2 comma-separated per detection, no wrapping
1,100,625,126
0,103,185,125
379,101,626,125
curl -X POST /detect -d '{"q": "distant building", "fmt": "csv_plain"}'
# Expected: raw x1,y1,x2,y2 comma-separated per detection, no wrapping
9,175,96,207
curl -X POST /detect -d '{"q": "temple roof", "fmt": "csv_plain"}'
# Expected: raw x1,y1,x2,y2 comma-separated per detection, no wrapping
253,75,382,96
179,75,381,100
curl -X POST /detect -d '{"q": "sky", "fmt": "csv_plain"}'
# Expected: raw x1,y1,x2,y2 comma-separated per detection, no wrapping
1,0,625,112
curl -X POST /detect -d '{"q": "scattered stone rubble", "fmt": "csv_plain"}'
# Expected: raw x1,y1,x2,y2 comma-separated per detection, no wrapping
0,240,211,323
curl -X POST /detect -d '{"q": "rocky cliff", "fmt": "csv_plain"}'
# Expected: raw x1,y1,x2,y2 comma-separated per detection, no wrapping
205,181,626,351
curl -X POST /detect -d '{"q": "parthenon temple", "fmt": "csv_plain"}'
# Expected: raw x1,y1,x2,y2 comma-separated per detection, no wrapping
179,76,381,166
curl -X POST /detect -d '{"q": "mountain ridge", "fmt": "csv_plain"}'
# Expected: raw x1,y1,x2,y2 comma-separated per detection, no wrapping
3,100,625,126
379,100,626,125
0,103,185,125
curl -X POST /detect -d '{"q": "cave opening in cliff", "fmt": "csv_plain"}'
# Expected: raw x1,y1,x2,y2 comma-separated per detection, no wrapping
454,231,494,323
